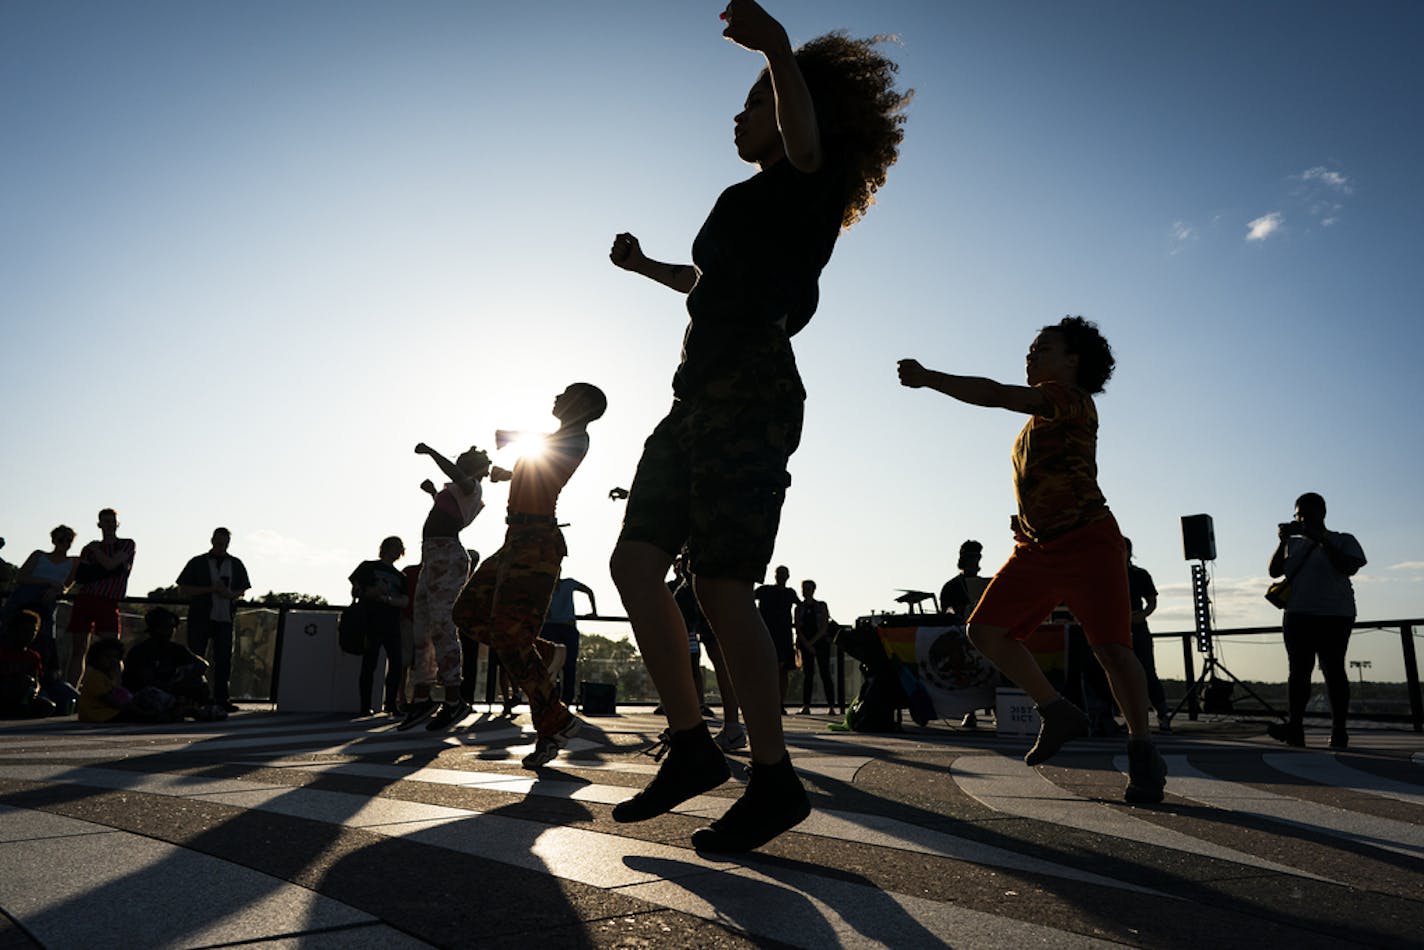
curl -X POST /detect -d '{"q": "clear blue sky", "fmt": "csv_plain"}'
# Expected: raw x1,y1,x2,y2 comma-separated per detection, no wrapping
4,1,1422,682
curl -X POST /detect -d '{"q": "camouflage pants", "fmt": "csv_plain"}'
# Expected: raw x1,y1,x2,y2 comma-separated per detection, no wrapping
413,538,469,693
452,524,569,738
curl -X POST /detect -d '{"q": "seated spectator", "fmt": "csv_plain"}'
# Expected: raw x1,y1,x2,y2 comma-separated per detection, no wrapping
77,638,134,722
0,610,57,719
122,607,225,721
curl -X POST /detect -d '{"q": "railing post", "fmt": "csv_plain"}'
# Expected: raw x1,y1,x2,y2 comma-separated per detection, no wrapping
1401,623,1423,734
269,606,288,703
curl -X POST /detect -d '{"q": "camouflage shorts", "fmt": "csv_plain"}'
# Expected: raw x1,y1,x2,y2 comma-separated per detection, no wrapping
620,344,804,583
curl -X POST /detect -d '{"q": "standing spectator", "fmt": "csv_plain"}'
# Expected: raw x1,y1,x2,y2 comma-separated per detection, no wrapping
940,539,992,727
940,540,989,622
402,443,507,731
0,538,17,599
542,575,596,704
668,557,714,718
350,537,408,716
176,528,250,713
398,561,421,714
66,508,135,687
754,566,800,708
1124,537,1168,730
1267,493,1366,749
1,526,77,682
794,579,834,714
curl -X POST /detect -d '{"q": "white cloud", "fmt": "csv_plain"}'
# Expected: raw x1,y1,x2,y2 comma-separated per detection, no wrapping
1246,211,1283,241
1298,166,1353,194
1168,220,1196,254
1390,561,1424,572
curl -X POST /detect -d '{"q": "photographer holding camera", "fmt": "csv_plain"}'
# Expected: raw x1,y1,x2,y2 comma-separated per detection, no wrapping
1267,492,1366,749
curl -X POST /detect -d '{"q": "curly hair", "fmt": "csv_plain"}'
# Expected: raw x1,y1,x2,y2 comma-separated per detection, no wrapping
788,32,911,229
1044,315,1116,394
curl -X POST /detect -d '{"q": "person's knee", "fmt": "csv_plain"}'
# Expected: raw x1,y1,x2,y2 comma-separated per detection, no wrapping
610,541,668,594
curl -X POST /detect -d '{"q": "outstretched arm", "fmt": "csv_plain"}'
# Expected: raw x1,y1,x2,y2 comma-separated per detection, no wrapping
898,359,1046,415
609,232,697,294
415,443,476,494
723,0,822,172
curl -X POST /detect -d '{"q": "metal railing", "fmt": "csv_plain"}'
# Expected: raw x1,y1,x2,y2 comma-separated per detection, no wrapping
1156,618,1423,732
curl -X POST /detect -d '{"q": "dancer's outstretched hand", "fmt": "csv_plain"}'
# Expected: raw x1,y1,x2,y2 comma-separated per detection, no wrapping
414,442,432,455
721,0,789,54
490,466,513,483
610,232,645,271
897,359,929,388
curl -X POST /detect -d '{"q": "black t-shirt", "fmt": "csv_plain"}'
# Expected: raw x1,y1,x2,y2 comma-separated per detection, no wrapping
675,158,847,396
1128,564,1157,631
349,560,405,636
754,584,799,638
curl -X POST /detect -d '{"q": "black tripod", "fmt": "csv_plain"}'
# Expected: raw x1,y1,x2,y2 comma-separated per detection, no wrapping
1167,561,1280,723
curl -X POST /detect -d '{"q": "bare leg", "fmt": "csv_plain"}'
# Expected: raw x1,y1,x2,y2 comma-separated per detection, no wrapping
66,633,89,687
610,541,700,732
694,576,785,766
1091,643,1151,739
967,623,1058,704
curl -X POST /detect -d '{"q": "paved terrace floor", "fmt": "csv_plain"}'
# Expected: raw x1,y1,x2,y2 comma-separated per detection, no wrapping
0,707,1420,949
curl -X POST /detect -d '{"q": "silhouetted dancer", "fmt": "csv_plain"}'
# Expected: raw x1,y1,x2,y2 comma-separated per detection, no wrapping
452,383,606,768
899,316,1168,804
400,443,508,731
606,0,910,852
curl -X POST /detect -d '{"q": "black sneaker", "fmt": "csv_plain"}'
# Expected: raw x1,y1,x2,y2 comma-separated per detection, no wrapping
521,714,584,770
960,711,978,729
1328,729,1349,750
426,699,472,731
612,722,730,822
691,754,810,853
221,702,240,714
1024,698,1090,765
1266,721,1306,747
397,700,439,732
1124,738,1168,804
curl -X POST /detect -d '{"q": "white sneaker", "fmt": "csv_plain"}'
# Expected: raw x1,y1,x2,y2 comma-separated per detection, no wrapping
713,722,747,751
522,714,584,770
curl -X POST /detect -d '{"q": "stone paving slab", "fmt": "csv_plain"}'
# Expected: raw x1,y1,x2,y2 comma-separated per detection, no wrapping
0,709,1419,949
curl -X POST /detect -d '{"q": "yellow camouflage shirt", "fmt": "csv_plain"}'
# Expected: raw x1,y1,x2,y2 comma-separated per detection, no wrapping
1011,382,1108,543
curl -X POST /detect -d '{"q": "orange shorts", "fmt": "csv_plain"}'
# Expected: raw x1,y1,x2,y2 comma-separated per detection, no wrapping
968,514,1130,648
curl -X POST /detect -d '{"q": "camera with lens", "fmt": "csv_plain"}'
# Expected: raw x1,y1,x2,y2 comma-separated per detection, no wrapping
1279,521,1305,536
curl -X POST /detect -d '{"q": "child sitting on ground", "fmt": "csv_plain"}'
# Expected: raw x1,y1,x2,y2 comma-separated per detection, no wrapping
77,638,134,723
0,610,57,719
122,606,225,721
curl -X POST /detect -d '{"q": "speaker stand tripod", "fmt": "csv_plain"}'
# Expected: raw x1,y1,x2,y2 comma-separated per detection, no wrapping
1165,561,1280,723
